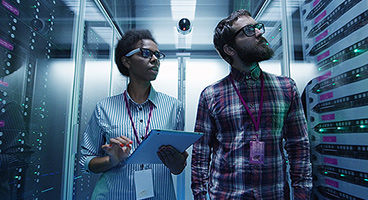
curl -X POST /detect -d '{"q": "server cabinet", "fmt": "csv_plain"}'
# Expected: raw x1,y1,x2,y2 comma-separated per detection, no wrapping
301,0,368,199
0,0,76,199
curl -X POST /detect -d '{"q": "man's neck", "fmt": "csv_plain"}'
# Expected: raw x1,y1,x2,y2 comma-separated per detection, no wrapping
127,81,151,104
232,61,259,74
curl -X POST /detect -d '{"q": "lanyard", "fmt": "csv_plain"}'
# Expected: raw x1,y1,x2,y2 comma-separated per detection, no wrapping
229,73,264,139
123,91,153,144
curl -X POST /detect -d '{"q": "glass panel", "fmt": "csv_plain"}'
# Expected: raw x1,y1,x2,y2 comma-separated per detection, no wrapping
0,0,75,199
72,0,116,199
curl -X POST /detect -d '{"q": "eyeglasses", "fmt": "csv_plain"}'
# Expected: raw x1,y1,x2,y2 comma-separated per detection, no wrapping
125,48,165,60
231,23,265,39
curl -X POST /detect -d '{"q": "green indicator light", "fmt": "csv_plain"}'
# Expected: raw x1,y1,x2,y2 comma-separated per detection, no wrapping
318,67,322,71
272,36,275,39
15,176,18,179
340,174,345,177
324,171,328,174
317,89,321,92
18,139,21,142
337,127,342,130
332,59,338,63
332,83,336,86
356,74,360,77
279,28,282,31
360,125,366,128
364,179,368,181
319,128,325,132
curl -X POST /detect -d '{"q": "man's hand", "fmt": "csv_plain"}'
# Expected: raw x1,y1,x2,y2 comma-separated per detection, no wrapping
157,145,188,175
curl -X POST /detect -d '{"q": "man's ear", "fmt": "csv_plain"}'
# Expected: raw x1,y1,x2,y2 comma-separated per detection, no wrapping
223,44,236,56
121,57,131,69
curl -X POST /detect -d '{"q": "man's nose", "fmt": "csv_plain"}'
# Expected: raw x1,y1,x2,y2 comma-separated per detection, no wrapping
254,28,263,37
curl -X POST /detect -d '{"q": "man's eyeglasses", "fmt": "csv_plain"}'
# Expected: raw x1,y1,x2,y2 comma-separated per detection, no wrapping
125,48,165,60
231,23,265,39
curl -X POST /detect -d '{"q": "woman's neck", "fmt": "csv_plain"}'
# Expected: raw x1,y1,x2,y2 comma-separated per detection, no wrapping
127,81,151,104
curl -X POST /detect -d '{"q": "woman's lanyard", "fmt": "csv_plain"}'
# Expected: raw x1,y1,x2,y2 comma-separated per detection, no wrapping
123,91,153,145
229,73,264,139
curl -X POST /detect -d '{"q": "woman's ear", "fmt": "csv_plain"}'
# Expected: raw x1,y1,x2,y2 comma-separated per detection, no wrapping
121,57,131,69
223,44,236,56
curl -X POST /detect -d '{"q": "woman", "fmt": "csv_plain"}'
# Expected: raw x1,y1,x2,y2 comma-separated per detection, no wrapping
80,29,187,200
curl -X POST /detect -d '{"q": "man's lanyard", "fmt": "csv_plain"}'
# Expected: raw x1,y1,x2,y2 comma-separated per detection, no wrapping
123,91,153,145
229,73,264,139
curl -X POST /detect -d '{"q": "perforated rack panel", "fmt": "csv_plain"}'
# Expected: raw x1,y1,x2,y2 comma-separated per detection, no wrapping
301,0,368,199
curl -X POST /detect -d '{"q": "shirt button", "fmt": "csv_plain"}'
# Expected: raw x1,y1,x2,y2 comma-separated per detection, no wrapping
139,107,143,111
140,119,143,123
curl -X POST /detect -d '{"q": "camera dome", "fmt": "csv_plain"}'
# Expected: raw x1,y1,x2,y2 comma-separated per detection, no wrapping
177,18,192,35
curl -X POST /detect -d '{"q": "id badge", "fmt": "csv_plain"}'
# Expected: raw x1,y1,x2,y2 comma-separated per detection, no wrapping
134,169,154,200
250,140,265,164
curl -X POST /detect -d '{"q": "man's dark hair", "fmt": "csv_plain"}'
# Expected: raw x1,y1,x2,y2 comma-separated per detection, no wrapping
115,29,157,77
213,9,252,64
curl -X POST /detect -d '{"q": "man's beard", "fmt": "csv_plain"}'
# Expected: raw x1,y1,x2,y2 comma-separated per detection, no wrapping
234,37,274,64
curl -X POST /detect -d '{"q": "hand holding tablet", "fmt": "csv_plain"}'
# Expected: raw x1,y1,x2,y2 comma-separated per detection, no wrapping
125,129,203,164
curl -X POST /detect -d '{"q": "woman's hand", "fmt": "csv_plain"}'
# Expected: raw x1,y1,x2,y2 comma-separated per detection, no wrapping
157,145,188,175
101,135,133,167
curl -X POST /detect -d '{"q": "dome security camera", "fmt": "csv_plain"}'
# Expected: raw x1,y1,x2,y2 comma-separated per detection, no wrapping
177,18,192,35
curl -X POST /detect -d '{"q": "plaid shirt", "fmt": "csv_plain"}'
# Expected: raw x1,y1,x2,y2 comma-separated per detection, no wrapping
191,67,312,200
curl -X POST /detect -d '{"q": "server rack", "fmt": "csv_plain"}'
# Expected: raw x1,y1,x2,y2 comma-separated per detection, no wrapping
301,0,368,199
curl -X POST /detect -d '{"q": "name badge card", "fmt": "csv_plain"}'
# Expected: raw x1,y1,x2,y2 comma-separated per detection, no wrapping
134,169,154,200
250,140,265,164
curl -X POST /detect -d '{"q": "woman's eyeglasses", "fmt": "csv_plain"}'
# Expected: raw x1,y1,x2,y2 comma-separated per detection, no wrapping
125,48,165,60
231,23,265,40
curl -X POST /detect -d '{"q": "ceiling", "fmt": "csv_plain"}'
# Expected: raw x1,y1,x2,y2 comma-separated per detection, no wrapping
99,0,268,54
58,0,304,59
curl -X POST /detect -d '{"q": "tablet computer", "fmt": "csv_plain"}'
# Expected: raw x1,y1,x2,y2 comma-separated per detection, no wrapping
125,129,203,164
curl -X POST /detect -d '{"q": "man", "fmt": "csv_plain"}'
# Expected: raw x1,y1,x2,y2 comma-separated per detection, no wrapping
80,29,187,200
191,9,312,199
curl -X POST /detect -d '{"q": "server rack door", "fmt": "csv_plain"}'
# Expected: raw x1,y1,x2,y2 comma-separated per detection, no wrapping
301,0,368,199
0,0,76,199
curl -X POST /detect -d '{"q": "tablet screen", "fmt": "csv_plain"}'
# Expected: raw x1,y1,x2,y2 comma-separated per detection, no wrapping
125,129,203,164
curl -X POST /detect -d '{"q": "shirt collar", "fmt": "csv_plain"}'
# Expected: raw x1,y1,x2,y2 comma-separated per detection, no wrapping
230,65,262,82
147,85,158,108
124,85,158,108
